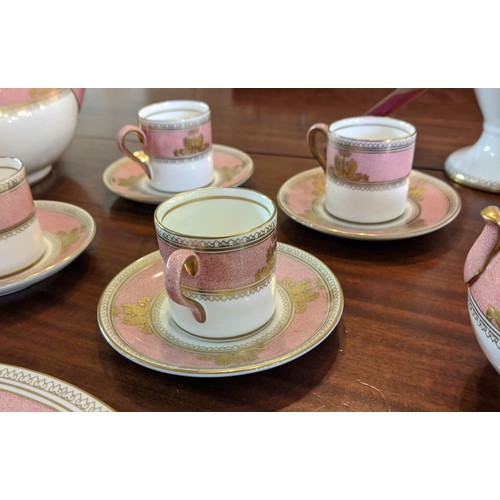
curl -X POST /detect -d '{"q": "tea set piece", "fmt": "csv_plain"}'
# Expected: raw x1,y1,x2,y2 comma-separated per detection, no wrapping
0,362,113,412
154,187,278,340
465,206,500,373
278,168,461,240
97,243,343,377
308,116,417,224
102,144,254,204
0,88,83,185
445,89,500,193
0,200,96,296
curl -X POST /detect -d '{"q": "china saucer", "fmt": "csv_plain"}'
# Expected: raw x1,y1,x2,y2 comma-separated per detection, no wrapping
0,363,113,412
97,243,344,377
103,144,254,204
277,168,462,240
0,201,96,296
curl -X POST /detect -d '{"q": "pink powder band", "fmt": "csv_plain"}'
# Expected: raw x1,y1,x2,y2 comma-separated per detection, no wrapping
0,181,34,232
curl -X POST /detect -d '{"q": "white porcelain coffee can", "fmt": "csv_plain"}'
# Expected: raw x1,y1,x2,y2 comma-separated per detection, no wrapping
155,187,277,340
0,157,45,276
117,100,214,193
308,116,417,223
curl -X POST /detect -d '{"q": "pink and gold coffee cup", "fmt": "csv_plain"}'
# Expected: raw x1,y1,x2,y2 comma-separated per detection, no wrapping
308,116,417,223
0,157,45,276
117,100,214,193
154,187,277,340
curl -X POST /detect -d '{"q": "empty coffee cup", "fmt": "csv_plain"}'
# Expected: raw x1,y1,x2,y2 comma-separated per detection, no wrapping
154,187,277,340
308,116,417,223
0,157,45,276
117,100,214,193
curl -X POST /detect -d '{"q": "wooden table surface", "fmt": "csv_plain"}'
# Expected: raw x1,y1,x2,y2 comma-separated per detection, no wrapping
2,88,499,412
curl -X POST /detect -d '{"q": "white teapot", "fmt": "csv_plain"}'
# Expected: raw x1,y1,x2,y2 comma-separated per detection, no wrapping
0,88,84,184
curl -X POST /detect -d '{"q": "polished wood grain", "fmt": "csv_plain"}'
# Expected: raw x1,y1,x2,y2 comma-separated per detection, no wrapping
1,88,498,412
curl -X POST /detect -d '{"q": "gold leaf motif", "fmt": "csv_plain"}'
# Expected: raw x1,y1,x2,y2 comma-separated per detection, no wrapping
409,180,425,203
198,345,268,366
56,226,83,253
117,296,153,335
280,278,320,314
487,305,500,329
332,150,369,182
115,175,142,189
217,165,243,184
312,173,326,197
174,128,209,156
255,241,277,281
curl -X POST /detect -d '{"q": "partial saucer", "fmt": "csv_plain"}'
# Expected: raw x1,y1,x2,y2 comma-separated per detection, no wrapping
97,243,344,377
0,363,113,412
0,200,96,296
277,168,461,240
103,144,254,204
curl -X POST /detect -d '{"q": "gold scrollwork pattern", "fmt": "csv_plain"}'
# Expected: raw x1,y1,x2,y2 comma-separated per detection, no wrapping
174,128,209,156
113,296,153,335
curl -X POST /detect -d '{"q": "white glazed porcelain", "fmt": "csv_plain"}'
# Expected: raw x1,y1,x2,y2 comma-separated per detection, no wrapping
445,89,500,193
154,187,277,340
0,89,82,184
308,116,417,223
0,157,45,276
117,100,214,192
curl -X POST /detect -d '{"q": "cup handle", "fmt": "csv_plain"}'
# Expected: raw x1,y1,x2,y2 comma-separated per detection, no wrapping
116,125,151,178
165,249,206,323
307,123,329,172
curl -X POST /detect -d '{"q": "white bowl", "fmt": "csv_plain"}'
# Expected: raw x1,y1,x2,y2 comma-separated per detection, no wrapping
468,290,500,374
0,88,83,184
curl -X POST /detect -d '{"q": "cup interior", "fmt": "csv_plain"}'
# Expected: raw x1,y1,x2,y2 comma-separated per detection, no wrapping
155,188,276,238
139,100,210,124
0,157,23,181
330,117,416,142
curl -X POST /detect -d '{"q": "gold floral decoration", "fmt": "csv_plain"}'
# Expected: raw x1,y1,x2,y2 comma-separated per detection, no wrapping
255,241,277,281
56,226,84,253
218,165,243,185
115,296,153,335
312,173,326,197
332,150,369,182
174,128,209,156
409,180,425,203
280,278,320,314
115,175,142,189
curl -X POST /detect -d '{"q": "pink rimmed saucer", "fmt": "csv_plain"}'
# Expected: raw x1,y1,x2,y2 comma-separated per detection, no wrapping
277,168,462,240
0,201,96,296
97,243,344,377
102,144,255,204
0,363,113,412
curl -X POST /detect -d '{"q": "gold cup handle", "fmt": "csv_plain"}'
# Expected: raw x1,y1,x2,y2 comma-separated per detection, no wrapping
165,249,206,323
116,125,151,178
307,123,330,172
